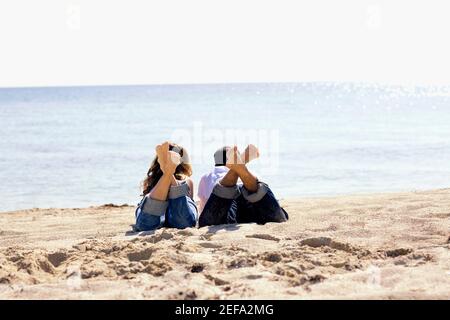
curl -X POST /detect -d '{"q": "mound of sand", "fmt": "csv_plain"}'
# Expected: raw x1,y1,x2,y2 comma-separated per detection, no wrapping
0,189,449,299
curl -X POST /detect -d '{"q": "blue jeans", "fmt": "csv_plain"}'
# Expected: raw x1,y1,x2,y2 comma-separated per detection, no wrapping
135,182,198,231
199,182,288,227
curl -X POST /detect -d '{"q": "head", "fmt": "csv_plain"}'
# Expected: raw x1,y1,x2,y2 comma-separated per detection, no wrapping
214,146,231,167
141,142,192,196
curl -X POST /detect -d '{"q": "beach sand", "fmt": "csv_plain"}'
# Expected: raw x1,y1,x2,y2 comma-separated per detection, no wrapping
0,189,449,299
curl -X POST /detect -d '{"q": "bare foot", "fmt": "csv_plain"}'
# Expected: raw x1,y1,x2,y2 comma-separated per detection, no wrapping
166,151,181,174
155,142,176,173
155,142,169,168
226,146,246,174
226,146,260,192
243,144,260,164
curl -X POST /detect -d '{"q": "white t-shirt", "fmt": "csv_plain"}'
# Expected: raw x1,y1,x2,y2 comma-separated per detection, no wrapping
197,166,229,213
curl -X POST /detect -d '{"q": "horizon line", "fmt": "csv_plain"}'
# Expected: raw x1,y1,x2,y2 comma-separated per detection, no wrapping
2,80,450,90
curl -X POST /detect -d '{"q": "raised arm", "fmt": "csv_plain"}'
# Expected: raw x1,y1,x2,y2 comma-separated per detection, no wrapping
148,144,181,201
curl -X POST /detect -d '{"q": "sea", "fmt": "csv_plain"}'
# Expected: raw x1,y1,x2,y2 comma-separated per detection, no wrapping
1,82,450,212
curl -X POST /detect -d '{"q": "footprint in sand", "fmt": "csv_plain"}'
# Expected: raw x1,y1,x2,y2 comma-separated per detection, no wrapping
127,247,154,261
190,264,204,273
227,257,257,269
177,229,195,236
47,251,69,268
198,242,222,249
139,230,174,243
199,233,214,241
246,274,263,280
259,252,283,262
300,237,363,254
204,273,229,286
384,248,413,258
0,230,25,236
246,234,280,242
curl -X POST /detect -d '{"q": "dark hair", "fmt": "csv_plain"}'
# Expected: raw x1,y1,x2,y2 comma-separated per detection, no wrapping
141,143,192,196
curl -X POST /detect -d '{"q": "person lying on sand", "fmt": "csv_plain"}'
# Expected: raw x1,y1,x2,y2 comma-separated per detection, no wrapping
198,145,259,213
134,142,288,232
134,142,197,231
198,145,288,227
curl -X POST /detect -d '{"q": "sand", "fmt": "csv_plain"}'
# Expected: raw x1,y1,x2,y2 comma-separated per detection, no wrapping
0,189,449,299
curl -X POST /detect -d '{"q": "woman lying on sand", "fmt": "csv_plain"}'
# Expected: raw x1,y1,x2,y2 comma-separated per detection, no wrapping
134,142,288,231
135,142,197,231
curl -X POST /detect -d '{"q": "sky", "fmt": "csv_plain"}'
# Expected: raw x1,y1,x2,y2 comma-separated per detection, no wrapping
1,0,450,88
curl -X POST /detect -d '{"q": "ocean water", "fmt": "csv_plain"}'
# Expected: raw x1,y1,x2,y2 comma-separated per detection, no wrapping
1,83,450,212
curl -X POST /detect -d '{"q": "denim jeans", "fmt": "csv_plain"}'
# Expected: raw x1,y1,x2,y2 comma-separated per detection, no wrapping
135,182,198,231
198,182,288,227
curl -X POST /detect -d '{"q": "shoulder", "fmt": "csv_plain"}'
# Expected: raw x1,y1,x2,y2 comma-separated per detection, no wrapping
185,178,194,199
198,173,207,184
186,177,194,190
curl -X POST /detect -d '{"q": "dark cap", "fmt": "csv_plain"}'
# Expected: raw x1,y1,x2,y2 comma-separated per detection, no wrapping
214,146,231,166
